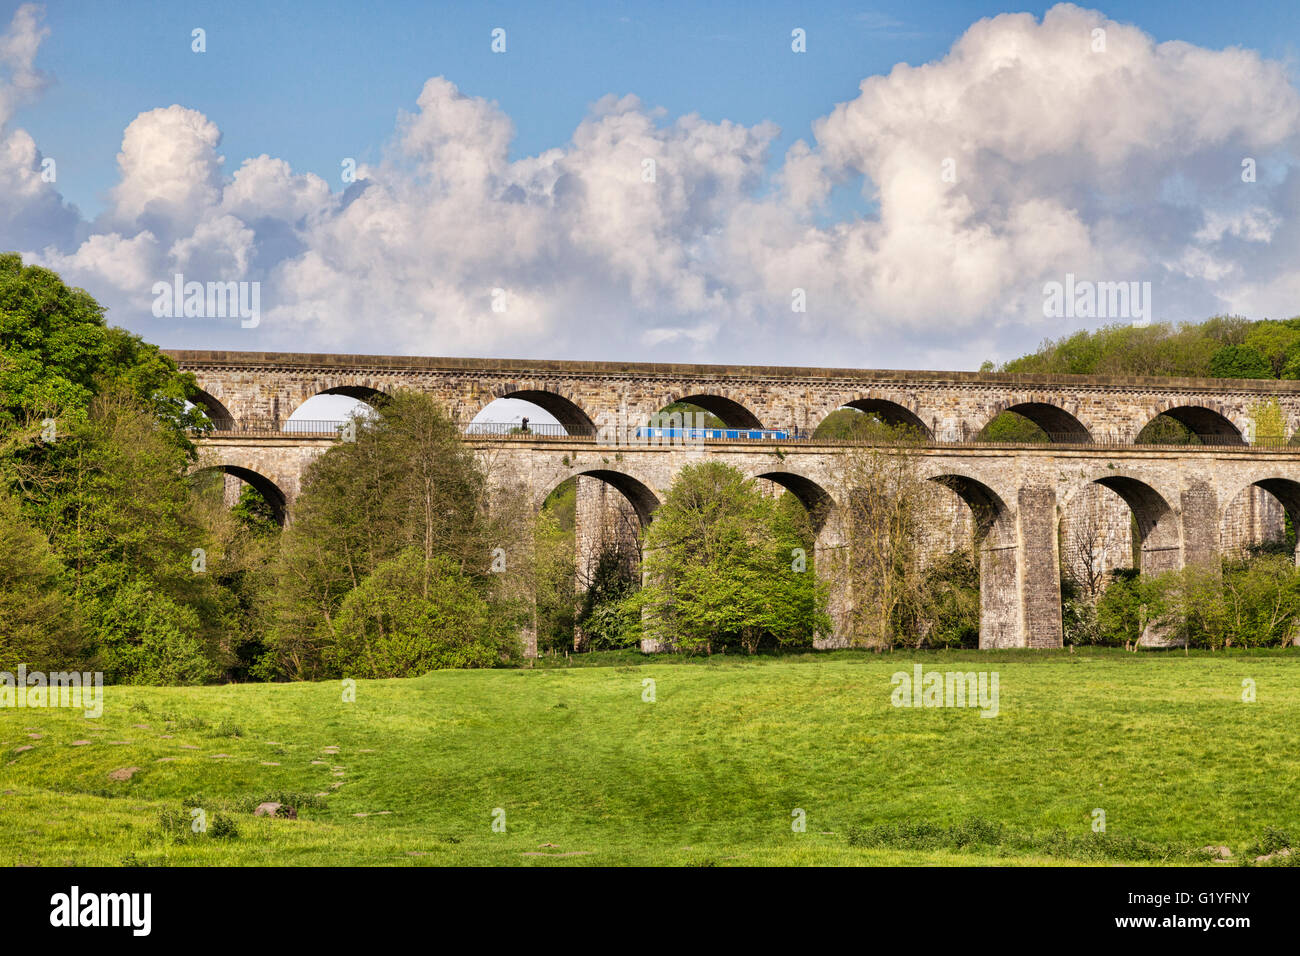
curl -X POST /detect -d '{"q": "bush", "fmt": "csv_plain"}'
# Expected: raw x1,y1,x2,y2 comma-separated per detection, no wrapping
914,550,980,648
328,550,512,677
94,578,217,685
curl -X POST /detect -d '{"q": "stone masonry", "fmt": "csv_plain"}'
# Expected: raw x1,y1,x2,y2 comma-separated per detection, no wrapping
171,350,1300,653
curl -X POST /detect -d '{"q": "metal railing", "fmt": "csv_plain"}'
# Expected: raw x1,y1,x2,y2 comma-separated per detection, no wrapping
463,421,583,438
200,419,349,437
191,419,1300,452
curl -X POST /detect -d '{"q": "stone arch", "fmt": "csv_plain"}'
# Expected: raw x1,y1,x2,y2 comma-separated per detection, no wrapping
195,464,288,525
538,468,660,525
977,401,1092,443
189,387,234,427
480,386,596,435
926,473,1019,649
1138,403,1244,445
659,393,764,429
1220,477,1300,562
1058,481,1135,597
315,384,390,404
754,470,834,533
755,470,840,646
929,474,1013,548
465,385,595,437
548,468,660,654
285,383,391,423
818,397,934,439
1081,475,1181,575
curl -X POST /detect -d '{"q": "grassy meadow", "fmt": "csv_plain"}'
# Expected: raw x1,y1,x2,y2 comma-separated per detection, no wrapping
2,648,1298,866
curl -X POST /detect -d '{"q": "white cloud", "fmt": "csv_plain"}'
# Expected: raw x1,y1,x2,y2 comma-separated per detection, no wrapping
4,2,1300,368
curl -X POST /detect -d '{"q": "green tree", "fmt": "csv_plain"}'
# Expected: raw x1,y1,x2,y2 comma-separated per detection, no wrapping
637,462,827,654
10,391,229,681
534,505,579,653
976,411,1049,443
0,488,85,670
814,407,927,441
272,391,519,677
94,577,216,685
1243,321,1300,377
1095,569,1149,646
576,543,641,649
1218,554,1300,647
913,549,981,647
329,551,510,677
1208,344,1271,379
833,431,939,648
0,253,206,438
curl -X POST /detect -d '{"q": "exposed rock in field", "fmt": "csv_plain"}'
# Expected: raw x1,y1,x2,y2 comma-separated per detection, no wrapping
210,753,231,759
1254,848,1292,864
1203,845,1232,859
13,745,33,753
254,802,297,819
179,744,198,749
107,767,139,781
70,740,90,746
260,761,280,766
522,851,593,857
156,757,176,762
26,733,42,739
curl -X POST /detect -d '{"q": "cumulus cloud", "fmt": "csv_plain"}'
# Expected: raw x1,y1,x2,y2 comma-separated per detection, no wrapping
6,3,1300,367
0,4,79,250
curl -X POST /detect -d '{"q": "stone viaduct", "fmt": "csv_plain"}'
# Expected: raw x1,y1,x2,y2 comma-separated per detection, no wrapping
167,349,1300,654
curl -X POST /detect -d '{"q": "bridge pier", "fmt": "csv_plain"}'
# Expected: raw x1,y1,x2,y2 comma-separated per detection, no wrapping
1017,487,1064,648
813,506,852,648
1180,479,1220,569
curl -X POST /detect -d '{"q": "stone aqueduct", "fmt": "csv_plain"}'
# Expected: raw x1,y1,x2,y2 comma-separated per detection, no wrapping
168,349,1300,654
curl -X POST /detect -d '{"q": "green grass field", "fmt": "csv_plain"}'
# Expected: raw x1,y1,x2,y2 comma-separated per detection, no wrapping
2,649,1298,866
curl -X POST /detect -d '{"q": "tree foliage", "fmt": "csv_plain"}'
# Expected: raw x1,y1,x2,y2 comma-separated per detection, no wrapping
271,391,521,677
637,462,826,654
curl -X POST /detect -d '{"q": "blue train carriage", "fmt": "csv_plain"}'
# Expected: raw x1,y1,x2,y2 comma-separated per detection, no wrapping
634,426,802,440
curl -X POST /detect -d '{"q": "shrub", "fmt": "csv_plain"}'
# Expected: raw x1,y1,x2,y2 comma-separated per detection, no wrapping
328,551,511,677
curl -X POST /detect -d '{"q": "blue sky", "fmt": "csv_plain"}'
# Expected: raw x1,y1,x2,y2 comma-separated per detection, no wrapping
18,0,1299,220
3,1,1300,371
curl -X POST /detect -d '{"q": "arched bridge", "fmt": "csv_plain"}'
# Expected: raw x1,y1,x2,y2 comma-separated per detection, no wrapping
170,350,1300,654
